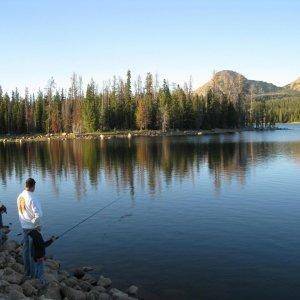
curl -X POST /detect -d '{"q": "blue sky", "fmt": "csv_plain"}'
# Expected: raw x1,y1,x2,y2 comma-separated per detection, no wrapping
0,0,299,92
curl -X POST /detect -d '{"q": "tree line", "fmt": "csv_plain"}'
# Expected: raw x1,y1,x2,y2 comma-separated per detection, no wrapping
1,71,299,134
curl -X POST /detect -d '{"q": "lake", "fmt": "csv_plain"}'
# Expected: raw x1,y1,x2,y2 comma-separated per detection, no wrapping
1,124,300,300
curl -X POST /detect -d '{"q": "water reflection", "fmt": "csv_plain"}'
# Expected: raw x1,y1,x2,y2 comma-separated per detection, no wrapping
0,134,299,198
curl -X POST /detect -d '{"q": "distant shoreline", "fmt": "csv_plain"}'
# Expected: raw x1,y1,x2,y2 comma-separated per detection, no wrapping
0,127,285,143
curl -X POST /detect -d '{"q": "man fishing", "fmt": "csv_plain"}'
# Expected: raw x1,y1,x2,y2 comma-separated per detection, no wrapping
17,178,43,278
0,200,7,244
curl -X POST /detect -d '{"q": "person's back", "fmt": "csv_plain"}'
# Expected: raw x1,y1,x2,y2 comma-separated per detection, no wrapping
17,189,42,229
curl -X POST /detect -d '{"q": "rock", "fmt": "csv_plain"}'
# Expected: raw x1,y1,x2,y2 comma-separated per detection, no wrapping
87,289,102,300
43,282,62,300
97,276,112,288
77,280,93,292
11,262,25,274
92,286,106,293
62,277,79,288
21,280,37,297
2,240,19,251
4,283,23,294
7,290,28,299
57,270,70,282
5,255,16,268
1,267,23,284
0,256,6,268
44,272,59,284
45,259,60,270
0,293,6,300
99,293,112,300
15,255,23,265
1,227,11,235
127,285,138,296
0,279,9,291
73,268,85,279
82,266,94,272
109,288,135,300
82,273,97,285
38,296,56,300
87,290,112,300
61,285,87,300
25,279,40,290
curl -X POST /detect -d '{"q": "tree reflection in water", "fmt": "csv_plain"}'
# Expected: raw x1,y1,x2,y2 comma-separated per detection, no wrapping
0,136,299,198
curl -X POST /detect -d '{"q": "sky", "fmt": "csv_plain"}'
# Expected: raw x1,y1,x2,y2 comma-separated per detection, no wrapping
0,0,299,93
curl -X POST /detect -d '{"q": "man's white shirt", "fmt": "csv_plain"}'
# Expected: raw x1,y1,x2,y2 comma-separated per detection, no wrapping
17,190,43,229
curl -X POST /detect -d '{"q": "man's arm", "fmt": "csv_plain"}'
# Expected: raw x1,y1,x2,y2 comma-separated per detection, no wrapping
30,198,43,226
0,201,7,214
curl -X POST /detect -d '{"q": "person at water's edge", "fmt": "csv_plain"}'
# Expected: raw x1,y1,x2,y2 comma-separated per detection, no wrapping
0,200,7,244
28,227,57,284
17,178,46,281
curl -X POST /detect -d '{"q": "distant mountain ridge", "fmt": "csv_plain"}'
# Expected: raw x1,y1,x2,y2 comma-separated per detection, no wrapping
285,77,300,91
196,70,300,98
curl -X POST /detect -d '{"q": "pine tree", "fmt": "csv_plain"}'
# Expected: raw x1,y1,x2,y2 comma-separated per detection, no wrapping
83,79,98,132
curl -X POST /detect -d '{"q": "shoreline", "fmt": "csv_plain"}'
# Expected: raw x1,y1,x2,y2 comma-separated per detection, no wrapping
0,231,139,299
0,127,282,143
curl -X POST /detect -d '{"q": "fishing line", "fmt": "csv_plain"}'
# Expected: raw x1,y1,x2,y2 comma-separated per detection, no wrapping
57,198,119,239
15,198,120,238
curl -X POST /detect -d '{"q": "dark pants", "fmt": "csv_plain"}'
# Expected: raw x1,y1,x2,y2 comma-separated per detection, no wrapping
0,213,3,244
22,229,35,277
35,260,45,284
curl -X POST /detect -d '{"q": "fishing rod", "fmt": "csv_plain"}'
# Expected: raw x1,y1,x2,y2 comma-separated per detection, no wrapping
16,198,119,238
57,198,119,238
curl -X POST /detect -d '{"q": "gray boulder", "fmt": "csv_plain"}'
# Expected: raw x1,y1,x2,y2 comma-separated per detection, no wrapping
87,292,111,300
0,279,10,292
7,290,29,300
109,288,135,300
92,286,106,293
11,262,25,274
45,259,60,270
44,272,59,284
61,285,87,300
86,289,102,300
43,282,62,300
1,240,19,251
21,280,38,297
1,267,23,284
72,268,85,279
82,266,94,272
77,280,93,292
97,276,112,288
82,273,97,285
62,277,79,288
127,285,138,297
6,283,23,294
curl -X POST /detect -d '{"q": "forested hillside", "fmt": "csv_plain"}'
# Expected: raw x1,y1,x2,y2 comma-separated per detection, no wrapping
0,71,300,135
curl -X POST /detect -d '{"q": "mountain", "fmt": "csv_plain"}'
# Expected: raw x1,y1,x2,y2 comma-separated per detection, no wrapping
285,77,300,91
196,70,282,97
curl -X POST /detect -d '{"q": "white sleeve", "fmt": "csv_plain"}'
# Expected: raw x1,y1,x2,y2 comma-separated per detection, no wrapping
30,198,43,225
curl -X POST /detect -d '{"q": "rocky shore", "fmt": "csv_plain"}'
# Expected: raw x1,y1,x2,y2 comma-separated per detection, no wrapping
0,128,270,144
0,230,139,300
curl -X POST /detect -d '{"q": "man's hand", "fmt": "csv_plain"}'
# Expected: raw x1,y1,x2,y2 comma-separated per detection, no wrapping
51,236,59,242
0,205,7,214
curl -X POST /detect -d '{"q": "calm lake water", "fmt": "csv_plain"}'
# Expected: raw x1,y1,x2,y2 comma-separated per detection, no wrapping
1,125,300,300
